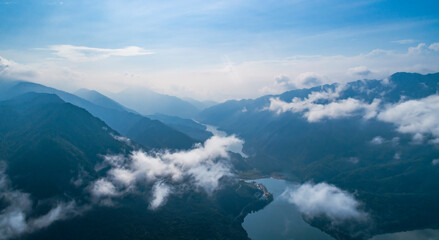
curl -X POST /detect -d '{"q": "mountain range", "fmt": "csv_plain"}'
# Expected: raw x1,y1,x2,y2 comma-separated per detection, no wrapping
107,88,201,119
197,72,439,239
0,80,203,150
0,87,270,240
1,72,439,240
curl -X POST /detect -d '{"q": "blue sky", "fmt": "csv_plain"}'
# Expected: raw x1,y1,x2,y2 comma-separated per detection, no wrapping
1,0,439,100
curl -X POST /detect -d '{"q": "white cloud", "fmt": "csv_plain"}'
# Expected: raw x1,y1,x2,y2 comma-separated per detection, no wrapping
46,45,153,62
408,43,427,55
0,55,82,91
90,133,243,208
266,85,439,144
108,168,136,186
347,66,371,76
267,87,380,122
91,179,119,197
0,166,81,240
271,74,295,92
110,133,132,145
378,95,439,143
282,182,366,221
29,201,79,230
2,42,439,101
0,56,36,79
294,72,325,88
370,136,385,145
149,181,172,210
429,42,439,52
0,209,29,239
0,168,34,240
432,159,439,166
187,162,232,194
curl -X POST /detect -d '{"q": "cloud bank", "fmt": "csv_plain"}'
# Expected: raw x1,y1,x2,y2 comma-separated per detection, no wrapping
378,95,439,143
266,80,439,144
268,87,380,122
90,134,243,208
1,132,244,238
282,182,367,221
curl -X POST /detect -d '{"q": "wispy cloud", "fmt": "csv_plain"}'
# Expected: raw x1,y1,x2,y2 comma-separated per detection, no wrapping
392,39,417,44
0,165,83,240
149,181,172,210
429,42,439,51
46,45,153,62
2,42,439,101
370,136,385,145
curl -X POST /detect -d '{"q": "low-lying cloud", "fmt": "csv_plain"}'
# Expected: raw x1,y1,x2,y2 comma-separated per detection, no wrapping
90,134,243,208
378,95,439,143
282,182,367,221
1,131,243,238
268,87,380,122
149,181,172,210
0,166,81,240
266,82,439,144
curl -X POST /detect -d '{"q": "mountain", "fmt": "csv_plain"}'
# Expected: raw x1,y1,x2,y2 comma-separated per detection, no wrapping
75,88,134,113
0,92,129,199
182,97,218,110
148,114,213,142
0,92,271,240
0,80,197,150
74,88,212,142
197,72,439,239
108,88,200,118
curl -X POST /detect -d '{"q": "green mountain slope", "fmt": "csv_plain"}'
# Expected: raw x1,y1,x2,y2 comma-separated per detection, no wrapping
0,92,271,240
0,92,129,199
0,80,197,150
197,72,439,239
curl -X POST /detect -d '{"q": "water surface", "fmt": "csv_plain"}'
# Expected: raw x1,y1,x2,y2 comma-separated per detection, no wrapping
243,178,334,240
243,178,439,240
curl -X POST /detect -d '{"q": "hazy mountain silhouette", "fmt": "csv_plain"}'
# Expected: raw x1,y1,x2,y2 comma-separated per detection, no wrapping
109,87,200,118
0,80,198,150
75,88,135,113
